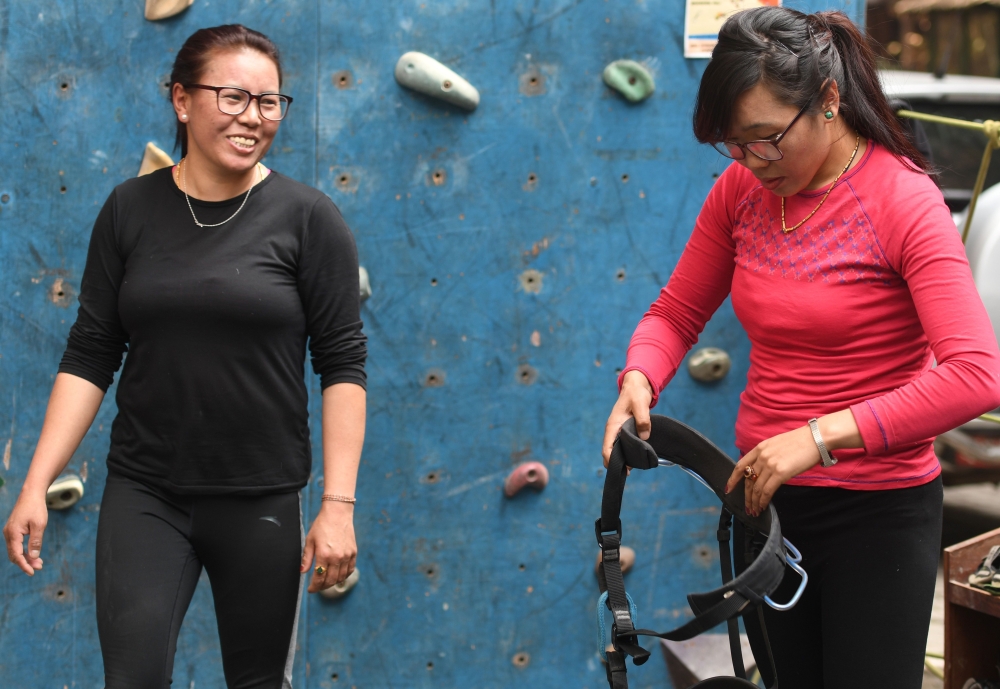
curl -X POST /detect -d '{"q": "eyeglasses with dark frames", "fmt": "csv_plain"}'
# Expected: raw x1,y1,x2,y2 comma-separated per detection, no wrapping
186,84,293,121
712,79,831,162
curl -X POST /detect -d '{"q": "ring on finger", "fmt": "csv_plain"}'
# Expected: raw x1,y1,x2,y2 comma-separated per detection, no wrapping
315,565,327,576
743,466,758,481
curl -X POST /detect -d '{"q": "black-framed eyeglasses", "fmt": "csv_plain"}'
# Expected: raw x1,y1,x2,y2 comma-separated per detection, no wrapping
712,79,830,161
186,84,293,121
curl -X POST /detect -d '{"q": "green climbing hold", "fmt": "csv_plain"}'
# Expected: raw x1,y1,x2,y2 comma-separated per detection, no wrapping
602,60,655,103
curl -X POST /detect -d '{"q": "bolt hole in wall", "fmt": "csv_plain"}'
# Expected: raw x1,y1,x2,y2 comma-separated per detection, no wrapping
431,169,446,186
512,652,531,668
423,369,446,387
331,673,338,682
518,563,526,571
621,173,629,183
333,70,353,89
426,662,434,671
60,186,66,193
616,269,626,281
516,364,538,385
1,194,10,204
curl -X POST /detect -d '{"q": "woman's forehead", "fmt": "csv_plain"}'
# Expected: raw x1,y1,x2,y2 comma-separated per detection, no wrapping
730,83,800,134
200,48,280,88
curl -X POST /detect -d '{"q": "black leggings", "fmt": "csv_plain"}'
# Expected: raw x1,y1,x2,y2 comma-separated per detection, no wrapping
739,477,943,689
96,471,304,689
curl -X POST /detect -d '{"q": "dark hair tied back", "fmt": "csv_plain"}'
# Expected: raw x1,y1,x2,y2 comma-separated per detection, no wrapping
693,7,929,172
169,24,283,158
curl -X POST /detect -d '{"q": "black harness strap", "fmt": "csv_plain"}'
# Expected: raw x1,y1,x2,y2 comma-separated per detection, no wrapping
718,508,748,681
596,415,796,689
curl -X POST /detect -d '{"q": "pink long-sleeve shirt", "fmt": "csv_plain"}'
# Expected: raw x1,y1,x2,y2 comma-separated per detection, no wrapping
621,143,1000,489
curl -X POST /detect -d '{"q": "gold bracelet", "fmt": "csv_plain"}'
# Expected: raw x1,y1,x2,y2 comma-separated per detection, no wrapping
321,494,356,504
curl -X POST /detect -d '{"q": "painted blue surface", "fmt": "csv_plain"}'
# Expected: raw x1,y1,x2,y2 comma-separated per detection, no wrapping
0,1,861,687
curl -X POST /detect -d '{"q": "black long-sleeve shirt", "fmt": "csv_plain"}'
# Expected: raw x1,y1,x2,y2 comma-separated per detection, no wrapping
59,168,367,494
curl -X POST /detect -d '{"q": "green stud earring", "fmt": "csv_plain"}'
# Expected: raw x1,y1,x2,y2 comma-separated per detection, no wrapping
825,110,834,119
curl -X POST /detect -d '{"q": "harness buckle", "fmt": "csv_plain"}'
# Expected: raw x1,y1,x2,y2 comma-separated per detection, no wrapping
594,517,622,548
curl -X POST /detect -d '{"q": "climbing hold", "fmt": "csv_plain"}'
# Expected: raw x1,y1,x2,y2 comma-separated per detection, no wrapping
394,52,479,111
144,0,193,21
503,461,549,497
138,142,174,177
595,545,636,576
319,567,361,600
687,347,731,383
46,474,84,510
359,266,372,302
602,60,655,103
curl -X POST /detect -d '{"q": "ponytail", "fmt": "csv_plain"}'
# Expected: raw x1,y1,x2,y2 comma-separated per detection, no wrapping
814,12,929,171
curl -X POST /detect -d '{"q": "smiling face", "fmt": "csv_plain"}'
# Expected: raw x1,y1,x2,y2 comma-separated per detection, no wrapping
726,81,837,197
172,48,282,177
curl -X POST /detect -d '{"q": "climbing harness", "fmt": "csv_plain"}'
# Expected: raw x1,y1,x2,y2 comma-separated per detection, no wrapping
596,415,808,688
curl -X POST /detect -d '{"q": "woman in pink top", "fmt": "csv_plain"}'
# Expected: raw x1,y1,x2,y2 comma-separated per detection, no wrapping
603,7,1000,687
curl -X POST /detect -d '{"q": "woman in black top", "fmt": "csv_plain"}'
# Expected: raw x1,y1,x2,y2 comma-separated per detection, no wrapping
3,25,366,687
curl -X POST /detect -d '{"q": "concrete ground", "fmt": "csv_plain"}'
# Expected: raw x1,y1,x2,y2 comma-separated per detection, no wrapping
922,567,945,689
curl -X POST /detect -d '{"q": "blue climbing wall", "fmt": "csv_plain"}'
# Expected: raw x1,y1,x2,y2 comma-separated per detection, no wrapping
0,0,863,687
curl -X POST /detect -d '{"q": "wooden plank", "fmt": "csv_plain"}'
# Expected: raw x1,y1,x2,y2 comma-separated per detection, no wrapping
946,581,1000,617
945,526,1000,583
944,527,1000,689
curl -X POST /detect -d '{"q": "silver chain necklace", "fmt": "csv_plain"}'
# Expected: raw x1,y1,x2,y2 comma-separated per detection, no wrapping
180,158,262,228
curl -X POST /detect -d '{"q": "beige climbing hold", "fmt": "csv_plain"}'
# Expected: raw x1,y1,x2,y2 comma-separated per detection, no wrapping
145,0,193,21
138,142,174,177
319,567,361,599
595,545,635,575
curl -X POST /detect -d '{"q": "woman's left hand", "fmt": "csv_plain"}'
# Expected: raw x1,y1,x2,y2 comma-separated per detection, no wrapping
725,425,822,516
302,501,357,594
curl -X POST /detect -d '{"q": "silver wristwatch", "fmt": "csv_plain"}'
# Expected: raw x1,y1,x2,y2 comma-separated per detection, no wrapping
808,418,837,467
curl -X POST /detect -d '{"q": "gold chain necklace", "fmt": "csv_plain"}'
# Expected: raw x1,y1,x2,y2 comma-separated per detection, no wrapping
781,135,861,233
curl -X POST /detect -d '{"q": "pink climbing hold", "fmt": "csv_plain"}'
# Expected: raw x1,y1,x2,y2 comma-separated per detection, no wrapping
503,461,550,497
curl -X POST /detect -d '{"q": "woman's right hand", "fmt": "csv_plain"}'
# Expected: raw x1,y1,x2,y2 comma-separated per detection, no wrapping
4,490,48,576
602,370,655,467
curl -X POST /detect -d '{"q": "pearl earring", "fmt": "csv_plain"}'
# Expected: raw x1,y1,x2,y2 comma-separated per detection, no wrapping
181,114,188,121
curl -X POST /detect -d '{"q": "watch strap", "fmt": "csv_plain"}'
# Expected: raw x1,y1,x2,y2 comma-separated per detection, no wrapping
808,418,837,467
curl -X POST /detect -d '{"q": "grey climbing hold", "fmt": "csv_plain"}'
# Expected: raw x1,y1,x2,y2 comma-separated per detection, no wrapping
602,60,655,103
394,52,479,111
688,347,732,383
46,474,84,510
359,266,372,302
144,0,193,21
319,567,361,600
